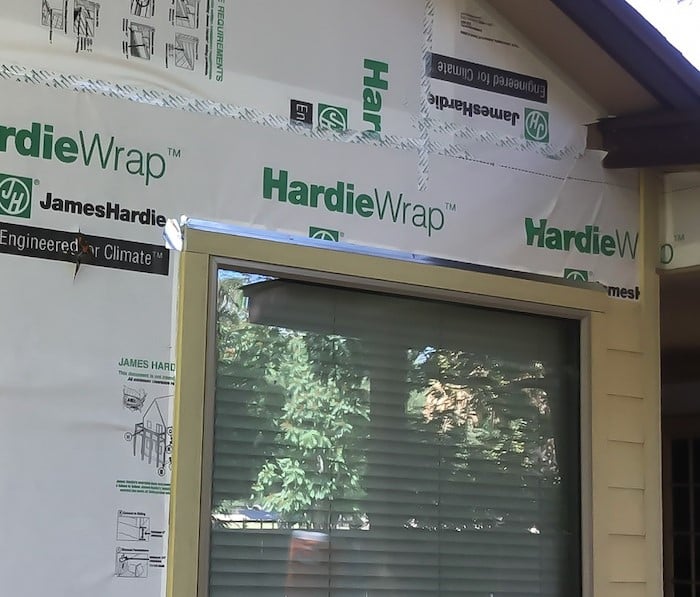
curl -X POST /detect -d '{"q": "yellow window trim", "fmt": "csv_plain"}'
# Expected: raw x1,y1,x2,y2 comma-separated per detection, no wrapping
167,225,609,597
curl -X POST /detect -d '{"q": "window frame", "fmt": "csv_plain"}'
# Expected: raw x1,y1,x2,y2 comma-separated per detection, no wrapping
167,223,607,597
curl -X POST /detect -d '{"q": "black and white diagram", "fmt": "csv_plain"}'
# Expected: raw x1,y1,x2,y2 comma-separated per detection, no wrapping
41,0,68,41
130,0,155,18
117,510,151,542
124,396,173,476
41,0,99,51
122,19,155,60
73,0,100,52
169,0,200,29
115,547,149,578
166,33,199,70
122,385,147,412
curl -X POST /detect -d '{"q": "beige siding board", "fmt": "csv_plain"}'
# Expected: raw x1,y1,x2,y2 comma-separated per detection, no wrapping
607,488,645,536
606,583,647,597
606,300,643,353
607,440,645,489
607,395,646,443
607,535,647,582
605,350,645,398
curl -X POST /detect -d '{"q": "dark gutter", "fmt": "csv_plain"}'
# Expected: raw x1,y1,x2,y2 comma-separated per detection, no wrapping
598,109,700,168
551,0,700,110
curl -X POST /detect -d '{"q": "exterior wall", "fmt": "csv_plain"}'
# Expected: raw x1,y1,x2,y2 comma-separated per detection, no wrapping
0,3,665,596
591,170,662,597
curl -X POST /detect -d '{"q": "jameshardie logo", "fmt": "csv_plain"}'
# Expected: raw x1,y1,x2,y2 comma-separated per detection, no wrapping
318,104,348,131
524,108,549,142
564,268,589,282
0,173,33,218
309,226,340,242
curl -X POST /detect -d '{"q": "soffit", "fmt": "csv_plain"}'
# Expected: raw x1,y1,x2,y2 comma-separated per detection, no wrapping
488,0,660,116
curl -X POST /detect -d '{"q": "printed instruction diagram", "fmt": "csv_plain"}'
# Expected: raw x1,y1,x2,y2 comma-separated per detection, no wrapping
41,0,101,52
130,0,155,19
115,361,173,576
170,0,200,29
166,33,199,71
117,510,151,542
115,547,149,578
115,510,167,578
124,394,173,477
122,18,155,60
115,546,165,578
118,356,175,476
123,0,204,72
166,0,202,72
122,385,147,411
40,0,212,77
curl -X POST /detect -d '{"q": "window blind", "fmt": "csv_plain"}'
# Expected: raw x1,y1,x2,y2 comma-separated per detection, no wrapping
209,271,580,596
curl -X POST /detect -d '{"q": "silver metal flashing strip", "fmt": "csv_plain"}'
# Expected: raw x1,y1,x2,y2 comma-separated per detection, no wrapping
174,217,606,293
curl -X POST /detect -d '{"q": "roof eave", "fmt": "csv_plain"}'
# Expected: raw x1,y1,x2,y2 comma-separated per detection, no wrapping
550,0,700,110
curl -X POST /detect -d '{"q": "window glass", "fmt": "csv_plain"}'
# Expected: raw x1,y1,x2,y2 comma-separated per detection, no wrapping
209,269,581,596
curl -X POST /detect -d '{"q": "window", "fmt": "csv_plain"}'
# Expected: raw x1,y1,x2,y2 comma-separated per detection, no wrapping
205,267,581,596
663,426,700,597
